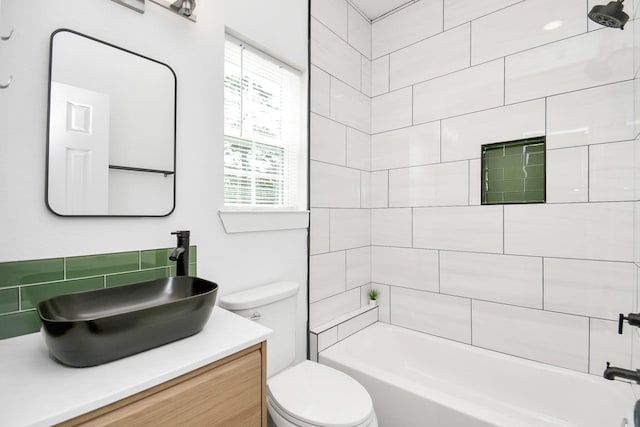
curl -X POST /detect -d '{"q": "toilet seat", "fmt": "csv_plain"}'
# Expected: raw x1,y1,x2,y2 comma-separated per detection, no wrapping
267,361,375,427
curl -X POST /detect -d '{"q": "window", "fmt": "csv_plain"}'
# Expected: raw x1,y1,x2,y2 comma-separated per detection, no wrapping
223,35,303,209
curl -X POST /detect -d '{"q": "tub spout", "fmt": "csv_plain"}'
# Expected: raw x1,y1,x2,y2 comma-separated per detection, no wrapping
604,362,640,383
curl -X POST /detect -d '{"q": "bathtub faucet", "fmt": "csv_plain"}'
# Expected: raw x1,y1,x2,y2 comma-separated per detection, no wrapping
169,230,190,276
603,362,640,384
618,312,640,334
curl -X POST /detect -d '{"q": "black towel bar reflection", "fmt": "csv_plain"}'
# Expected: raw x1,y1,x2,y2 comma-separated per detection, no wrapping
109,164,175,177
618,312,640,334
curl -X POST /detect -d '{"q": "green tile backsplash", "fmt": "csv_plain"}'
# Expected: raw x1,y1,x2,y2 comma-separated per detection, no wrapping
0,246,197,340
481,137,546,205
66,251,140,279
0,288,19,314
21,277,104,310
0,258,64,288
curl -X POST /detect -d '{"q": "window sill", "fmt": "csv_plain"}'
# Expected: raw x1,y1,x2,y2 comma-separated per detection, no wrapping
218,209,309,233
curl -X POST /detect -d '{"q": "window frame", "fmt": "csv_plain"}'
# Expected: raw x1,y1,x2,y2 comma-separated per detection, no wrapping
223,34,305,211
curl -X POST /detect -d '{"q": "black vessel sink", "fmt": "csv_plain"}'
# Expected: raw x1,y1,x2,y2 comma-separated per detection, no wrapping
37,276,218,367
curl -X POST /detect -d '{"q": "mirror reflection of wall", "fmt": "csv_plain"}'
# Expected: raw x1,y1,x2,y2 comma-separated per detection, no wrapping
46,29,176,217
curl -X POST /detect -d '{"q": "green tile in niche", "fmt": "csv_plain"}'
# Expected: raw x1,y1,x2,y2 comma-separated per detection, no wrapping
503,191,527,203
106,268,170,288
0,288,19,314
524,165,544,179
526,178,545,192
503,166,527,181
0,258,64,288
189,246,197,261
487,178,524,193
141,248,173,269
66,251,139,279
484,146,505,157
524,191,545,202
21,277,104,310
485,192,504,204
481,137,545,205
525,152,545,166
0,311,41,339
525,143,545,153
504,144,525,155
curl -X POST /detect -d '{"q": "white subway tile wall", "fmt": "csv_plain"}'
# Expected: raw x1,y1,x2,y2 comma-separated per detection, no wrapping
310,0,638,375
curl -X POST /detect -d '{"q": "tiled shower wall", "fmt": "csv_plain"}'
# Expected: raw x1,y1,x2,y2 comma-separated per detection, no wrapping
311,0,640,374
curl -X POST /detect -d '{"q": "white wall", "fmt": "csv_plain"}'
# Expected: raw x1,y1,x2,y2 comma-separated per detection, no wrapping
310,0,640,374
0,0,308,361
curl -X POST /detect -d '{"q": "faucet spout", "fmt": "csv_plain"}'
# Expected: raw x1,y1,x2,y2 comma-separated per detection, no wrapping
170,230,190,276
604,362,640,383
169,246,185,261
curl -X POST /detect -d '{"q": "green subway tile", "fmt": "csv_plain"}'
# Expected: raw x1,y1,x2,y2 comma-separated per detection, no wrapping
21,277,104,310
482,137,545,206
66,251,139,279
503,166,527,181
485,192,504,204
141,248,173,269
0,311,41,339
106,268,170,288
484,146,505,157
189,246,197,262
169,263,197,277
524,165,544,178
525,152,545,166
504,144,525,156
0,258,64,288
503,191,527,203
526,178,545,192
0,288,19,314
486,168,504,182
524,142,545,153
488,179,524,193
524,191,545,202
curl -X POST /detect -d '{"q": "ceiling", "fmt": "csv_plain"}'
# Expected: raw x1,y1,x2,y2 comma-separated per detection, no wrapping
348,0,415,21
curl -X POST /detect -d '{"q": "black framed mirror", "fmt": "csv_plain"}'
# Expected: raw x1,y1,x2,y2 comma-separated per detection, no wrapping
46,29,176,217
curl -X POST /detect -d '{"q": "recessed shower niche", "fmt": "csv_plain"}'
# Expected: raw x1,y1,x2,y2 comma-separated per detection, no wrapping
46,29,176,217
481,137,546,205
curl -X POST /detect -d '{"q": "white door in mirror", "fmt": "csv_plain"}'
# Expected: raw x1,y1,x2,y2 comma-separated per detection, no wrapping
48,82,110,215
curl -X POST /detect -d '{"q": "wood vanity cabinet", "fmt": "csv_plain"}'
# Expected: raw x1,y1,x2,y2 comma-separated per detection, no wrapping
58,342,267,427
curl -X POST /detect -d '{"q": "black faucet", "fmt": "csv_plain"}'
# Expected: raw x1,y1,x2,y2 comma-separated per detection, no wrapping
169,230,190,276
618,312,640,334
604,362,640,383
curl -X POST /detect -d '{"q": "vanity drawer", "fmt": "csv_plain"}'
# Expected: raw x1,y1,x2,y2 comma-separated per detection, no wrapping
59,342,267,427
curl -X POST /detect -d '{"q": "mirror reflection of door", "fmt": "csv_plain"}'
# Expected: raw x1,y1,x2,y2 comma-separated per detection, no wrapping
46,29,176,217
48,82,110,214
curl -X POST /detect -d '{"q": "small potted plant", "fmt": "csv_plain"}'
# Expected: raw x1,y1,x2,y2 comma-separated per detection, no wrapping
368,288,378,306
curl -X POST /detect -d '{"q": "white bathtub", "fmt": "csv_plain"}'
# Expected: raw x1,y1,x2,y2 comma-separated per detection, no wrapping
319,322,636,427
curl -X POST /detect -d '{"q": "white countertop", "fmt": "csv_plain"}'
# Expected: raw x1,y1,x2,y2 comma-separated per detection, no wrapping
0,307,272,427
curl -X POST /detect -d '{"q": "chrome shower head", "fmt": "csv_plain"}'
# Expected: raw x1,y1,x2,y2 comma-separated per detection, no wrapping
588,0,629,29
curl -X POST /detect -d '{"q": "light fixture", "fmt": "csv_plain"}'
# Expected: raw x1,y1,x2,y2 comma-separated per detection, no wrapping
148,0,197,22
170,0,195,17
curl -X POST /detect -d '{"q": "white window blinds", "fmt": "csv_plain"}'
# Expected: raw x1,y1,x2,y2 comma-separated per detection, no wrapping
224,36,302,208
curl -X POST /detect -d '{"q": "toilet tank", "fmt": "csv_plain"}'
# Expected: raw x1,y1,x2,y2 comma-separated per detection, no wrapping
218,282,300,377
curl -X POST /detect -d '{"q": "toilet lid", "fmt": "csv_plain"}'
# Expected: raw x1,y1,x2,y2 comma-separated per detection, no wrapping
267,361,373,427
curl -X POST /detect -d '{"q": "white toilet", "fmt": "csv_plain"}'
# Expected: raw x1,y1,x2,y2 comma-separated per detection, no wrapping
218,281,378,427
